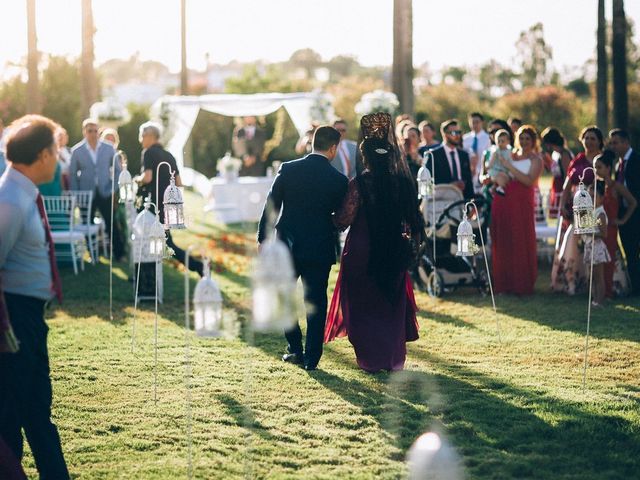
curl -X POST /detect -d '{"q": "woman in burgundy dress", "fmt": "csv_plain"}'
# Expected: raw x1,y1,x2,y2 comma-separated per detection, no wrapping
490,125,543,295
324,113,422,372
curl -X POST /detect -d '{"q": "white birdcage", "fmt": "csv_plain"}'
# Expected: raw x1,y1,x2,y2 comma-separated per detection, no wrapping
193,262,223,337
163,172,185,229
118,164,135,204
252,237,297,332
456,211,479,257
132,198,165,263
573,182,598,235
417,165,433,198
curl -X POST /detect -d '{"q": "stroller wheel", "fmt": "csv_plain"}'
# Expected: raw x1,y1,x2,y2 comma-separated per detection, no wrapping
416,261,431,291
427,271,444,298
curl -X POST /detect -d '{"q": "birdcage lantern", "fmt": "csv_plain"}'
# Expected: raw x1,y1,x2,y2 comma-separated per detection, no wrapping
252,237,297,332
417,165,433,198
456,211,479,257
117,163,135,204
163,172,185,229
573,181,598,235
148,215,166,259
131,197,165,262
193,262,223,337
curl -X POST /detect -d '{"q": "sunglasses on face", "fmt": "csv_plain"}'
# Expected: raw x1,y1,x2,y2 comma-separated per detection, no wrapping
448,130,462,136
86,128,98,133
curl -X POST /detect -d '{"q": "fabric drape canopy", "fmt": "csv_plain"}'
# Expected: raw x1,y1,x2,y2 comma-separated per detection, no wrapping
150,92,333,170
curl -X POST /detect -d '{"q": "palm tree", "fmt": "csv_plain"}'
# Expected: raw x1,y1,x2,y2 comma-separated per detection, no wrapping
180,0,188,94
612,0,628,130
596,0,608,132
26,0,41,113
81,0,98,117
392,0,413,116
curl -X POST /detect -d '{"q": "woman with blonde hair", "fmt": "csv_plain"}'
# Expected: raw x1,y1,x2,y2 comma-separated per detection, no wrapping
490,125,543,295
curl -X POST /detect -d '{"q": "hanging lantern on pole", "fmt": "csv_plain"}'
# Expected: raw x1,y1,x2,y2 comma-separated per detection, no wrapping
163,171,186,230
252,237,297,332
573,181,598,235
417,165,433,198
193,261,223,337
456,210,479,257
118,162,135,204
148,215,166,260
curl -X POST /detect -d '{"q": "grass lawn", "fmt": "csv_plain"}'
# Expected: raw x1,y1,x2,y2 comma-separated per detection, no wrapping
20,191,640,479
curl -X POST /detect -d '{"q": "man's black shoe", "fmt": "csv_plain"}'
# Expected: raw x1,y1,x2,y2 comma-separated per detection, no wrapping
282,353,303,365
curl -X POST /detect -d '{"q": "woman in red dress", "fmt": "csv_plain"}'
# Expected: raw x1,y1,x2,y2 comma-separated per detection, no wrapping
594,150,638,297
490,125,543,295
324,113,422,373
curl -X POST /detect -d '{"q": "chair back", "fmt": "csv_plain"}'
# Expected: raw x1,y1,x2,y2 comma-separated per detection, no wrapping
65,190,94,226
43,195,76,231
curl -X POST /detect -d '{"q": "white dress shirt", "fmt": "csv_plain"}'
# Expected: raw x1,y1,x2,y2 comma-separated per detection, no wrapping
443,144,462,181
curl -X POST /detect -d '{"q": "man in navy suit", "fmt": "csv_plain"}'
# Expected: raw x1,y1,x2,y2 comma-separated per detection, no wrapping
257,126,348,370
609,128,640,295
69,118,124,259
426,119,474,199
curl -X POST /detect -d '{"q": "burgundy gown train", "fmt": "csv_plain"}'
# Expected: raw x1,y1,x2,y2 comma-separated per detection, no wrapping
324,180,419,372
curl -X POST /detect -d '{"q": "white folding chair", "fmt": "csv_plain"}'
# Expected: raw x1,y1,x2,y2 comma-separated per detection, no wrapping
44,195,86,275
534,189,558,262
66,190,104,263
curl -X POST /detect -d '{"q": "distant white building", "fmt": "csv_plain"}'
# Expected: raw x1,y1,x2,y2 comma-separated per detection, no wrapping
105,74,179,106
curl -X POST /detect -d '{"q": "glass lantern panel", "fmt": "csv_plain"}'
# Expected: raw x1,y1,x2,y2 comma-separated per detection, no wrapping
194,308,205,332
203,303,222,332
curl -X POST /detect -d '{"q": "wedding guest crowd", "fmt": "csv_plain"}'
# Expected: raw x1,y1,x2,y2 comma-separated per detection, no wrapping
388,110,639,302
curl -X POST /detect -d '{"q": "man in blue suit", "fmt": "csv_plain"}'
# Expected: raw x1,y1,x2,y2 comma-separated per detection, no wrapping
69,119,124,259
257,126,348,370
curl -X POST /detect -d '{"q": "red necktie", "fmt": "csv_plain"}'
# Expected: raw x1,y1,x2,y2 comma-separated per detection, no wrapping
36,193,63,303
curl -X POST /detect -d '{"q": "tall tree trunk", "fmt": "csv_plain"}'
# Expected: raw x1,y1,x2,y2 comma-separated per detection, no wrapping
180,0,188,95
596,0,608,132
26,0,41,113
612,0,628,131
392,0,413,116
81,0,98,118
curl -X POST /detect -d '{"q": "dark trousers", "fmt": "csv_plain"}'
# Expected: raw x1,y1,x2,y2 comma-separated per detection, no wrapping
0,294,69,480
166,231,204,277
620,221,640,294
285,261,332,369
91,190,125,259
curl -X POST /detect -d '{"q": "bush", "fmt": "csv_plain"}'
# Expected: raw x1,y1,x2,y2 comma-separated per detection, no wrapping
494,86,582,148
415,83,486,131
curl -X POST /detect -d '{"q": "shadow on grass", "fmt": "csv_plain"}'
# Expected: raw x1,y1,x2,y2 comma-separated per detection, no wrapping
437,263,640,343
409,348,640,479
416,310,479,331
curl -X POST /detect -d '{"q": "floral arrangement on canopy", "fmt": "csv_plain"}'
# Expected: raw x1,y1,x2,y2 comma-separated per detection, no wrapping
354,90,400,116
216,151,243,181
89,99,130,127
309,90,334,124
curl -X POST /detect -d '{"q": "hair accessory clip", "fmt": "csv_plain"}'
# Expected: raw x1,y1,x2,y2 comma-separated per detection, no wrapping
374,148,388,154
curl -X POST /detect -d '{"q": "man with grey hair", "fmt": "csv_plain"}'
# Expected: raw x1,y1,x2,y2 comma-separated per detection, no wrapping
69,118,124,259
134,121,204,276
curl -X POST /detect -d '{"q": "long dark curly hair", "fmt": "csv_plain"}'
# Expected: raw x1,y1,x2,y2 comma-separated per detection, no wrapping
356,129,422,303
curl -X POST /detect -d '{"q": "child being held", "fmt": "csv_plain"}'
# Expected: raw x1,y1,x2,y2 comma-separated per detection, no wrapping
583,180,611,306
486,129,513,196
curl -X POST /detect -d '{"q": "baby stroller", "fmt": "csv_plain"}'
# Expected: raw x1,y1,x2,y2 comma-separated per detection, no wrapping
414,185,491,297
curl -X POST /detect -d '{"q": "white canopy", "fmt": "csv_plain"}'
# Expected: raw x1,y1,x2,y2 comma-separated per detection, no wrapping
150,92,333,170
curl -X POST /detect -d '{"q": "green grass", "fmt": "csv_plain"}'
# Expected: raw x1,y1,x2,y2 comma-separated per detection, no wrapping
20,191,640,479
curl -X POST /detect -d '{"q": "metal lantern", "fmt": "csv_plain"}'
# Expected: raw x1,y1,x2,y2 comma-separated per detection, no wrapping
573,181,598,235
456,211,479,257
148,216,166,259
252,237,297,332
132,197,165,262
417,165,433,198
163,172,186,229
118,164,135,204
193,262,223,337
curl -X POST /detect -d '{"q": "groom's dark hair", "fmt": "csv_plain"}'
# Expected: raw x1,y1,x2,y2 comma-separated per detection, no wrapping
312,126,341,152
